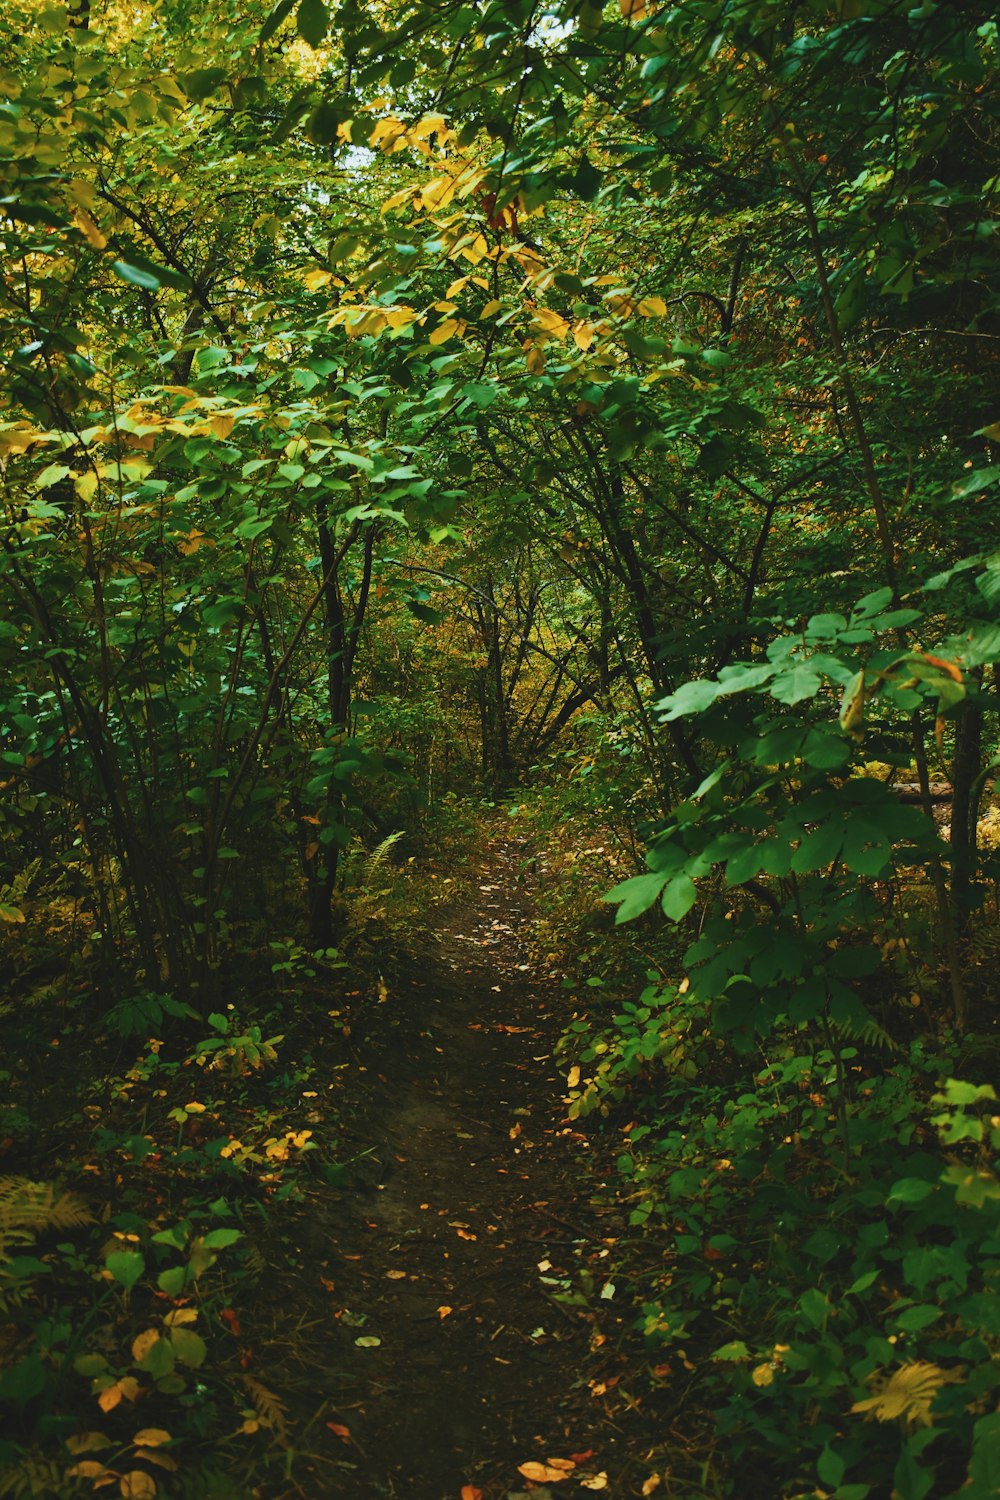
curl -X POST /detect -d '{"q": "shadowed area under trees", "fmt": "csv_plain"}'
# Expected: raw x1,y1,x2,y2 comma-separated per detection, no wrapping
1,1,999,1496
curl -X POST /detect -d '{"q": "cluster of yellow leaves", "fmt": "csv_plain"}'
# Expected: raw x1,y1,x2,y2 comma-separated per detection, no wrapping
66,1426,174,1498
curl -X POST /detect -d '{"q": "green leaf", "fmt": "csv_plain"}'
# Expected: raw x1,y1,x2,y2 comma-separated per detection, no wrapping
170,1327,207,1368
662,874,698,921
261,0,296,42
297,0,329,47
790,823,843,872
201,1228,242,1250
604,872,667,923
112,260,161,292
106,1250,144,1291
817,1448,845,1489
770,664,822,705
157,1265,190,1297
798,1288,829,1329
139,1335,176,1379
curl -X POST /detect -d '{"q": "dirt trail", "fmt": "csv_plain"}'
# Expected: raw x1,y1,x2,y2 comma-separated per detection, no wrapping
265,837,663,1498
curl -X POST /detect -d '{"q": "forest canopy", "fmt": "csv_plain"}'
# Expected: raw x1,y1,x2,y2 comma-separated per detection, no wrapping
1,1,998,1497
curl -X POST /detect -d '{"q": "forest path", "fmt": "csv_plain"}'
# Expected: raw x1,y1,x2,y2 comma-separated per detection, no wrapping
263,834,664,1499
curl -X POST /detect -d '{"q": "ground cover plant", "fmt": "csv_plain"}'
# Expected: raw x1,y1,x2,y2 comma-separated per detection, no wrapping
0,0,998,1495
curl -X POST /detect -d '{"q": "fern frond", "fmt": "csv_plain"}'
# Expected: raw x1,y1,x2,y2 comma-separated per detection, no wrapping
829,1015,897,1052
0,1178,93,1237
237,1373,289,1442
851,1361,961,1428
361,830,405,889
0,1454,69,1499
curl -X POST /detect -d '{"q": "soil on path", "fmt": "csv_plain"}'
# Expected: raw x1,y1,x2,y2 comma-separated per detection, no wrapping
262,836,671,1499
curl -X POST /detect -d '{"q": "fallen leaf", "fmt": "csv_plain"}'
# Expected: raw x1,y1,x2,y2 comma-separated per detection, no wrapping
518,1459,575,1483
642,1478,662,1497
461,1488,483,1500
326,1422,351,1442
581,1476,608,1491
570,1451,595,1464
386,1270,406,1280
354,1336,381,1348
438,1305,453,1319
457,1229,477,1241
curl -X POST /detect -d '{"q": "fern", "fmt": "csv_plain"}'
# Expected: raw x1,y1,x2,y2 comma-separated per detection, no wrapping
237,1373,289,1442
0,1454,69,1499
0,1179,93,1237
851,1361,962,1428
360,830,405,890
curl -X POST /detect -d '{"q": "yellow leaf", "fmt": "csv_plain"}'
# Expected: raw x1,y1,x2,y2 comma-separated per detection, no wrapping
480,299,501,319
66,1462,111,1480
446,276,470,298
460,233,489,265
385,307,416,329
751,1363,775,1387
437,1305,453,1319
429,318,461,346
386,1269,407,1280
98,1383,123,1412
534,307,570,340
421,176,456,212
66,1433,112,1456
567,1065,581,1089
303,269,332,293
72,206,108,250
638,296,668,317
525,346,546,374
183,1101,206,1114
131,1329,159,1365
581,1477,608,1491
572,322,596,351
120,1471,157,1499
619,0,647,18
75,470,99,503
642,1479,662,1497
133,1430,171,1449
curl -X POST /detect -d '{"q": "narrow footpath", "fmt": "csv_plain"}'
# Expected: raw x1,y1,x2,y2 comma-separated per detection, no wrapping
260,837,674,1499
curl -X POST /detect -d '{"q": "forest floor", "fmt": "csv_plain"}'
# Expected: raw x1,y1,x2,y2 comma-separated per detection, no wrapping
258,833,679,1500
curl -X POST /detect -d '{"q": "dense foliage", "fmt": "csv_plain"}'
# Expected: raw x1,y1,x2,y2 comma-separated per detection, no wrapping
1,0,998,1496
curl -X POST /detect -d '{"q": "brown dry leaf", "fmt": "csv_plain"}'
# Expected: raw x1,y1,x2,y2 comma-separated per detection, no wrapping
132,1430,171,1448
518,1459,575,1483
386,1270,407,1280
326,1422,351,1442
120,1473,157,1499
437,1305,453,1320
456,1229,477,1241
